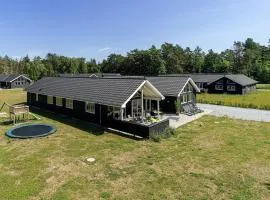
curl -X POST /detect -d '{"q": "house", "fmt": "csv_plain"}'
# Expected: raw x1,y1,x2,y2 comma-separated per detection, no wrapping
164,74,258,94
27,77,169,138
146,76,200,113
0,74,32,89
206,74,258,94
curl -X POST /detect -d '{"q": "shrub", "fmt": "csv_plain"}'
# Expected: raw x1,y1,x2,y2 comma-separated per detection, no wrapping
149,132,162,142
149,127,176,142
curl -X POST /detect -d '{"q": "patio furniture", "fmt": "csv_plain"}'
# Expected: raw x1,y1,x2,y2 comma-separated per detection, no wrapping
182,104,194,116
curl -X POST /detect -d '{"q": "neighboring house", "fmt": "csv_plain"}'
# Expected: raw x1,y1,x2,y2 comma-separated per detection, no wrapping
0,74,32,89
147,76,200,113
207,74,258,94
27,77,169,138
165,74,258,94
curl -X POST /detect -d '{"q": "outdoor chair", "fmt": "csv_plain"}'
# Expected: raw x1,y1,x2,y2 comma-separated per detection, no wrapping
183,104,194,116
191,103,203,113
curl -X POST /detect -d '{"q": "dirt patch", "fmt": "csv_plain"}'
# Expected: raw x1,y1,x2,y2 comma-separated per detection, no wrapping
243,162,270,183
109,146,149,169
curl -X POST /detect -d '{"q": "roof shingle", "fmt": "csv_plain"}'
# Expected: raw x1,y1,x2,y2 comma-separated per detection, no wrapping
27,77,148,107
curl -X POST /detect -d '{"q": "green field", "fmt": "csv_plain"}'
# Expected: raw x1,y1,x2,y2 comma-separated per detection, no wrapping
197,91,270,110
257,84,270,90
0,90,270,199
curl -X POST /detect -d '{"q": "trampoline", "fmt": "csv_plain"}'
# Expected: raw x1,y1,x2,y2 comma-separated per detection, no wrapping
6,123,57,139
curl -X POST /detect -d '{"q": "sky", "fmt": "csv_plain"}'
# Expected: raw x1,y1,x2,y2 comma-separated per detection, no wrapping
0,0,269,61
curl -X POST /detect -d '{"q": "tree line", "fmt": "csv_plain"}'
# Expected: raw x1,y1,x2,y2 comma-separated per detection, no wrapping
0,38,269,82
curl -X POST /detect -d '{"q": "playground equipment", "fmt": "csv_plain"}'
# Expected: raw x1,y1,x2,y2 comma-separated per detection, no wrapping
0,102,40,124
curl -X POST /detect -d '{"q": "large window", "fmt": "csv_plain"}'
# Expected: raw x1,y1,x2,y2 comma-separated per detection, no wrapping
215,84,223,90
66,99,73,109
86,102,95,114
47,96,53,104
56,97,63,106
181,82,194,104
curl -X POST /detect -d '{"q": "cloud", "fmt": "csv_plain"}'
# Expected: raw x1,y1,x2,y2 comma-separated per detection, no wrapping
98,47,111,52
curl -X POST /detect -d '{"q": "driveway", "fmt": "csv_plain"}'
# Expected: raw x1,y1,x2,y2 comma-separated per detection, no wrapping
198,103,270,122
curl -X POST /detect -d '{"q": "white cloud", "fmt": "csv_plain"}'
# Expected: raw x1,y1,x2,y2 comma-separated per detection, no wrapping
97,47,111,52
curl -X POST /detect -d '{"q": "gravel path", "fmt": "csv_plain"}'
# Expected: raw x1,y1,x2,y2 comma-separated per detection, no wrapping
197,103,270,122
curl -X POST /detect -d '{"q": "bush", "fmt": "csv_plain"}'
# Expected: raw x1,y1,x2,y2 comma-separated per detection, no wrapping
149,127,176,142
149,132,162,142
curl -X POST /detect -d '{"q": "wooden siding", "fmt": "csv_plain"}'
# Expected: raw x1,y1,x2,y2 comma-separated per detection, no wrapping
208,77,256,94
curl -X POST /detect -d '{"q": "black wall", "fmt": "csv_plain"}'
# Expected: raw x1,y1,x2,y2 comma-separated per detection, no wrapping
160,96,177,113
28,93,99,124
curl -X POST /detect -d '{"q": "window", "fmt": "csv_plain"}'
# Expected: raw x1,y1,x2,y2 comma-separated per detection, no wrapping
227,85,236,91
107,106,120,119
181,94,187,103
47,96,53,104
188,93,193,102
56,97,62,106
86,102,95,114
215,84,223,90
66,99,73,109
36,94,38,102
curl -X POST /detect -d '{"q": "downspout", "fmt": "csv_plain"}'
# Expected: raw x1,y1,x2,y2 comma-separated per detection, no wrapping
99,104,102,125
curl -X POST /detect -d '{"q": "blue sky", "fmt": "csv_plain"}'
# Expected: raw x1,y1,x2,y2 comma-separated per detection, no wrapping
0,0,269,61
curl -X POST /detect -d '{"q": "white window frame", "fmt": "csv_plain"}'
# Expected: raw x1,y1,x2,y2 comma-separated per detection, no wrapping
36,93,39,102
66,99,73,109
85,102,95,114
188,93,193,102
56,97,63,107
215,84,223,90
183,94,187,103
227,85,236,91
47,96,53,105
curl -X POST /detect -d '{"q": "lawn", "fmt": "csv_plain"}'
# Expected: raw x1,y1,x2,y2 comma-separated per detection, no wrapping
0,90,270,199
197,90,270,110
257,84,270,90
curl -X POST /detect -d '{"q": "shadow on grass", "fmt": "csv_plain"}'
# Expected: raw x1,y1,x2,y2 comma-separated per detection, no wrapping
29,107,104,136
29,107,144,140
263,182,270,191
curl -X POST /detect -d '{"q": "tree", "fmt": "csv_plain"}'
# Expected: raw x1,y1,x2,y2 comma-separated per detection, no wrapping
161,43,185,74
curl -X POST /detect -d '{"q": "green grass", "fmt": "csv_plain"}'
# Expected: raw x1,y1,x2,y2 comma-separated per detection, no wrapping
0,90,270,199
257,84,270,90
197,91,270,110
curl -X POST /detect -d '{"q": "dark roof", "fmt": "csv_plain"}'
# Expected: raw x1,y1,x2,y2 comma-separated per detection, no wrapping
27,77,149,107
58,73,121,78
223,74,258,86
0,74,31,82
0,74,10,82
162,73,224,83
146,76,191,97
161,73,258,86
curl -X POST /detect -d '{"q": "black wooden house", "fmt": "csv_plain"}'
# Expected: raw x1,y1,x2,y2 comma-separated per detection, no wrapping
147,76,200,113
165,73,258,95
0,74,32,89
27,77,168,138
